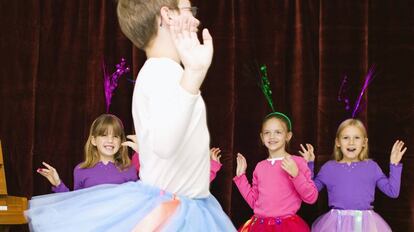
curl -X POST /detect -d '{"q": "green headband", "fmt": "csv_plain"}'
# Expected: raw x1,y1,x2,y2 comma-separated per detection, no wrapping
260,65,292,131
264,112,292,132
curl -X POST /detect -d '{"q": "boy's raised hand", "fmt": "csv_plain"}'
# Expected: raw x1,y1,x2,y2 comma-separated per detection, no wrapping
171,15,213,67
170,15,213,76
37,162,61,187
236,153,247,176
390,140,407,165
299,143,315,162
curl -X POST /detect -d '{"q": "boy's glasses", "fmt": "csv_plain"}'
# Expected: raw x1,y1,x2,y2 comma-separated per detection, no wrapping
179,6,198,17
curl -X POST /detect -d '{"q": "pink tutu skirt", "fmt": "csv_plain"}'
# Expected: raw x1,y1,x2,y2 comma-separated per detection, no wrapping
311,209,391,232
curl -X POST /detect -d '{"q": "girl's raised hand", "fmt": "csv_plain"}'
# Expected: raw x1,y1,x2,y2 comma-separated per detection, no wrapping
299,143,315,162
390,140,407,165
122,134,139,153
210,147,222,164
37,162,61,187
281,156,299,177
236,153,247,177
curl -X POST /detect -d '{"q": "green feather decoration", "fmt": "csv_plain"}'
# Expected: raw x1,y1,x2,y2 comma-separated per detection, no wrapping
259,65,275,112
259,64,292,131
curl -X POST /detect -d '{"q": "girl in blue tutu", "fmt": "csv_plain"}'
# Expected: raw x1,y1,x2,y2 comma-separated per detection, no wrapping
36,114,137,193
25,0,236,231
300,118,406,232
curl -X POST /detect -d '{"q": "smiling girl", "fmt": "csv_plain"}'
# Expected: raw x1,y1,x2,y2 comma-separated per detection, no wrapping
300,118,407,232
234,112,318,232
37,114,137,192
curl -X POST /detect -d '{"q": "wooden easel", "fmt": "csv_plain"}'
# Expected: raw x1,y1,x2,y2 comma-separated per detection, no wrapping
0,140,28,225
0,140,7,195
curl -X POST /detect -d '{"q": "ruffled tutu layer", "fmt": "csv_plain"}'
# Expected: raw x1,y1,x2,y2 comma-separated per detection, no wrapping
311,209,391,232
25,181,236,232
238,214,310,232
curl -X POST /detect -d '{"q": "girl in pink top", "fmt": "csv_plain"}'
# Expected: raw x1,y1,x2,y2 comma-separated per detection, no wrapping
234,112,318,232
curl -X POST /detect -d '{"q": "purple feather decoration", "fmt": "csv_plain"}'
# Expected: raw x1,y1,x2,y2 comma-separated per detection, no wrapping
337,75,351,111
102,58,130,112
351,65,376,118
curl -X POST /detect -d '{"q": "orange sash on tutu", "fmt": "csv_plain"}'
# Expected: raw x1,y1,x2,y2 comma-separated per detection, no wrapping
132,194,180,232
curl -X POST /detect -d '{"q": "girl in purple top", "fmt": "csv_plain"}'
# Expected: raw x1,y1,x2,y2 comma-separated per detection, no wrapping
300,118,407,232
37,114,137,192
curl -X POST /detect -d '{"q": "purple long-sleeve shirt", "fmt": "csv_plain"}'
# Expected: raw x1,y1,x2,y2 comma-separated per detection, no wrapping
52,162,138,192
309,160,402,210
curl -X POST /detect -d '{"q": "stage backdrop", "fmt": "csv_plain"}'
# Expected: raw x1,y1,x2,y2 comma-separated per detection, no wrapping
1,1,413,231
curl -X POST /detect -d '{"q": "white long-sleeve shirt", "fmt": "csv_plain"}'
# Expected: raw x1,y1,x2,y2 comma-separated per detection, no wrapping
132,57,210,198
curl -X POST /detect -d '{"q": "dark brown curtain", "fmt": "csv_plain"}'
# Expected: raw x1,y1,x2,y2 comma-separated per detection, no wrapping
1,1,413,231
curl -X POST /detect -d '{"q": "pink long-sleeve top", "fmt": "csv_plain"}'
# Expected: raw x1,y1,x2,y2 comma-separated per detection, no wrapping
233,155,318,217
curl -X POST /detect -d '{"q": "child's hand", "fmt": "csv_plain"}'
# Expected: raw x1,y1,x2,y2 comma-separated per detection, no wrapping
299,143,315,162
281,156,298,178
37,162,61,187
170,15,213,73
210,147,222,164
236,153,247,176
122,135,139,153
390,140,407,165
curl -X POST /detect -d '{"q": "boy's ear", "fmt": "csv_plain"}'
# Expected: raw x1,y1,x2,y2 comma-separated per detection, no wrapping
160,6,172,25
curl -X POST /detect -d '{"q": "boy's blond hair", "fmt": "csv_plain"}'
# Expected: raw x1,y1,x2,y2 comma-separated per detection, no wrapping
117,0,179,49
333,118,369,161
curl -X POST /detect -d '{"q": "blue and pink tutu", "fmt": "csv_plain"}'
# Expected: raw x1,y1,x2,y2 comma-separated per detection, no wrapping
311,209,392,232
25,181,236,231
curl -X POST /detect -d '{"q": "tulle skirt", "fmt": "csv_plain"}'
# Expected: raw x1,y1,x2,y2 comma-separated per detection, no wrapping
311,209,391,232
238,214,310,232
25,181,236,232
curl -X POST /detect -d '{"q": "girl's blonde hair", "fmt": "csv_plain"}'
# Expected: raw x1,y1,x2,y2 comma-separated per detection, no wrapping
80,114,130,170
333,118,369,161
117,0,179,49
